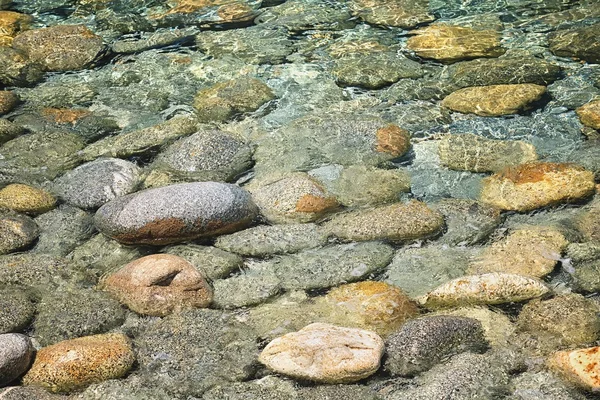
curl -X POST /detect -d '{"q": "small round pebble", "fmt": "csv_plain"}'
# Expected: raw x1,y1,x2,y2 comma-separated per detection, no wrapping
0,212,39,255
0,184,56,214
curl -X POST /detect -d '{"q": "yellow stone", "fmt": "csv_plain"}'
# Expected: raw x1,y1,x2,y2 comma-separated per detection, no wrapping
468,226,568,278
322,281,419,337
548,346,600,391
442,84,546,116
407,24,505,63
0,184,56,214
576,99,600,130
0,11,32,47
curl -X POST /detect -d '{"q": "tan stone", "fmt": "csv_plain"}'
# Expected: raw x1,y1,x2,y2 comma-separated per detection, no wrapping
422,273,549,309
247,172,339,224
101,254,212,316
576,99,600,130
259,323,384,383
480,162,596,211
442,84,546,116
349,0,434,29
468,226,568,278
0,90,18,115
11,25,104,71
0,11,32,47
42,108,91,125
576,199,600,242
322,281,419,337
375,125,411,157
0,184,56,214
156,0,256,23
321,200,444,242
548,347,600,391
22,333,135,393
407,25,505,63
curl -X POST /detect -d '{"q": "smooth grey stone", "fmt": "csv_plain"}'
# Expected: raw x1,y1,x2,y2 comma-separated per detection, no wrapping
163,244,243,280
0,213,39,255
0,333,34,386
33,205,95,256
0,287,35,334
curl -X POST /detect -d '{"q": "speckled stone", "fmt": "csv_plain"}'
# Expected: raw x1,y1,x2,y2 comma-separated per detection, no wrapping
0,212,39,255
576,99,600,130
517,294,600,349
0,46,44,87
212,273,281,309
385,316,488,376
259,323,384,383
548,23,600,64
0,287,35,333
438,134,537,173
23,333,135,393
33,205,95,256
0,333,34,386
150,128,252,183
322,281,419,337
247,172,339,224
442,84,546,116
53,158,142,210
254,0,355,32
548,346,600,392
349,0,434,28
407,25,504,63
214,223,327,257
480,162,596,212
193,77,275,123
101,254,212,316
0,90,19,115
163,243,242,280
423,273,549,309
0,11,32,47
321,200,444,242
431,199,501,245
468,226,568,278
94,182,259,245
576,199,600,242
0,119,25,145
12,25,104,72
0,184,56,214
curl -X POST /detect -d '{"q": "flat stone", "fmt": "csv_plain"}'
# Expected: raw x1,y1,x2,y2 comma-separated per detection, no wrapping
309,165,411,208
0,253,75,290
445,57,561,88
385,316,487,376
259,323,384,383
150,128,252,183
349,0,434,28
576,99,600,130
0,212,39,255
0,119,25,145
568,243,600,292
407,25,504,63
101,254,212,316
12,25,104,72
431,199,501,245
438,134,537,173
0,46,44,87
442,84,546,116
0,184,56,215
549,346,600,392
508,371,588,400
468,226,568,278
23,333,135,393
0,333,34,386
0,90,19,115
163,243,242,280
322,281,419,337
576,199,600,242
193,77,275,123
247,172,339,224
254,0,355,32
214,223,327,257
423,273,550,309
80,115,198,161
480,162,596,211
321,201,444,242
33,288,125,346
33,205,95,256
212,273,281,309
153,0,260,27
0,287,35,333
53,158,142,209
94,182,258,245
548,23,600,64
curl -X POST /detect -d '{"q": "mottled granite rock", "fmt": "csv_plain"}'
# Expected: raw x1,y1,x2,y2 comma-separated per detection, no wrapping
0,119,25,145
549,346,600,392
442,84,546,116
0,212,39,255
0,333,34,386
0,184,56,215
23,333,135,393
259,323,384,383
163,243,243,280
12,25,104,72
322,201,444,242
94,182,258,245
407,25,504,63
431,199,501,245
0,47,43,87
438,134,537,172
0,90,19,115
0,287,35,333
549,23,600,64
33,205,94,256
255,0,354,31
385,316,487,376
53,158,142,209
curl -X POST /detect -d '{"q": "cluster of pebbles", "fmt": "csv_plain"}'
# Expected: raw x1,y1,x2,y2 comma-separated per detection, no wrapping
1,0,600,398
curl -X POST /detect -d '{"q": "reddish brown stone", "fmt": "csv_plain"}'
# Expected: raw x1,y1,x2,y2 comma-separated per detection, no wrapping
101,254,213,316
375,124,411,157
42,108,91,125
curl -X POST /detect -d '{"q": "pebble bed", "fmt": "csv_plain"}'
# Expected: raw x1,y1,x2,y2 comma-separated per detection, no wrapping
1,0,600,399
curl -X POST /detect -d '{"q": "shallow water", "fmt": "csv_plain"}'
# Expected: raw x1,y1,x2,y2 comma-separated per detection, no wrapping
0,0,600,398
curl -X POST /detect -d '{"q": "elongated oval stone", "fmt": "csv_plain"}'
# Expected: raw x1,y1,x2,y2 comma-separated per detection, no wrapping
94,182,259,245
